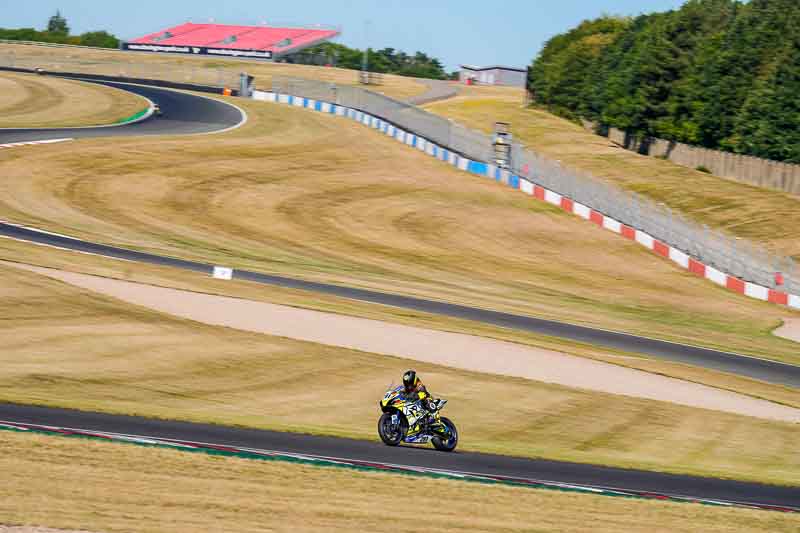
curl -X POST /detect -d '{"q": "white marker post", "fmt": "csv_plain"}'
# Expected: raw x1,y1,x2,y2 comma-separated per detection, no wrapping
212,266,233,280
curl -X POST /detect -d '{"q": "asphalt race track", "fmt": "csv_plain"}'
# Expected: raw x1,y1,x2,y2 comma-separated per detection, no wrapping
2,220,799,387
2,78,799,512
0,403,797,510
3,79,798,387
0,79,244,143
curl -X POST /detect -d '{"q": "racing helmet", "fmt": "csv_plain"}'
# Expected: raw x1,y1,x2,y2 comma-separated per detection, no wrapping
402,370,418,392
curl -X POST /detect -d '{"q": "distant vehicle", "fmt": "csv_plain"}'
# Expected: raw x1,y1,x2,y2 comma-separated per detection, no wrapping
152,104,162,116
377,384,458,451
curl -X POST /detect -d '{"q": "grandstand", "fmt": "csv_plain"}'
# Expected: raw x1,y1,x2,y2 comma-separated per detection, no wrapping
123,22,340,60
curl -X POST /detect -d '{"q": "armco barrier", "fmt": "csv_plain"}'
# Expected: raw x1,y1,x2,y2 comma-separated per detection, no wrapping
2,47,793,287
268,77,797,293
0,47,243,90
253,89,800,311
0,39,123,52
0,66,239,96
269,76,493,165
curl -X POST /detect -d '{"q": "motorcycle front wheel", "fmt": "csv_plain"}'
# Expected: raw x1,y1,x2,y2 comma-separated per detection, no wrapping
378,412,407,446
432,417,458,452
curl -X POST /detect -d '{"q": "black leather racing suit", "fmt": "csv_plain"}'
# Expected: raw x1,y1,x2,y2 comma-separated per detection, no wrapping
404,380,437,415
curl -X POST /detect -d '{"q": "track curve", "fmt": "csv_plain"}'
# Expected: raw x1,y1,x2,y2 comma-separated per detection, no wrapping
1,403,797,510
1,78,796,385
0,79,245,143
1,78,798,512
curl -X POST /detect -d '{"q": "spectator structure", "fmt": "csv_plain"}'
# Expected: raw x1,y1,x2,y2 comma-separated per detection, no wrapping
123,22,340,60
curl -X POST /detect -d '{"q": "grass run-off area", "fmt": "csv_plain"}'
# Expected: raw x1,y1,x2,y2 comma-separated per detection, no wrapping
1,262,799,486
0,42,429,101
425,91,800,260
3,431,798,533
3,238,799,411
0,71,147,128
0,94,799,368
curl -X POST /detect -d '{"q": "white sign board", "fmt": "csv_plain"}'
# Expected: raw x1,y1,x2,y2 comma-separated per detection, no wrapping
212,266,233,280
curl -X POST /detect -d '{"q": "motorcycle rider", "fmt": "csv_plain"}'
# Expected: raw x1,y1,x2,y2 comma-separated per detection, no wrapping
402,370,439,424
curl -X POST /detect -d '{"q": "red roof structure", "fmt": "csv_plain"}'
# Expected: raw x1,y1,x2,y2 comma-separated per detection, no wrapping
124,22,340,59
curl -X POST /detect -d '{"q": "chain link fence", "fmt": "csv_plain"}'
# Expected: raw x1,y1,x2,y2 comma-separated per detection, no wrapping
512,147,796,290
270,75,797,292
0,49,241,89
270,76,494,165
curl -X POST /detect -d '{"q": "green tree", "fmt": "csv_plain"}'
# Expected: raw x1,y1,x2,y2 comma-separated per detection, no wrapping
728,43,800,162
47,10,69,35
530,15,628,117
286,42,448,80
527,0,800,163
0,24,119,49
78,31,119,48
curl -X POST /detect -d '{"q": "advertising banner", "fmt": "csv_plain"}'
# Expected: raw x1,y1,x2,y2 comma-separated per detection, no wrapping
123,43,272,60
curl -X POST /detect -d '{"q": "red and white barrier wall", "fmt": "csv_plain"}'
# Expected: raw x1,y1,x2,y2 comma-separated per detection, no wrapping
252,90,800,311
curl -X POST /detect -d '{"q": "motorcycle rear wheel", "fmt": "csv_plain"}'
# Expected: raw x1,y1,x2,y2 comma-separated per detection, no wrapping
432,417,458,452
378,412,407,446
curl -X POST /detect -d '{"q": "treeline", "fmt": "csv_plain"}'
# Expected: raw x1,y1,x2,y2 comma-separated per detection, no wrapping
529,0,800,163
0,27,119,48
0,11,119,48
286,43,453,80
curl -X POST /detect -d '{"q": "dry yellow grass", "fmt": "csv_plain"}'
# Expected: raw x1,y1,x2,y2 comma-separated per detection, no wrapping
1,43,427,101
1,262,799,485
457,83,526,100
0,527,90,533
0,94,798,366
425,96,800,259
3,236,798,410
0,71,147,127
2,431,798,533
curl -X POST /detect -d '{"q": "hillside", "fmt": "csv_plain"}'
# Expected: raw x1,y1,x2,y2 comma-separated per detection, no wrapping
0,42,429,101
425,88,800,261
1,93,799,367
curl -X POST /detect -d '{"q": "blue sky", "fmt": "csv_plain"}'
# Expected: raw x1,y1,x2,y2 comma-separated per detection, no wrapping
7,1,687,70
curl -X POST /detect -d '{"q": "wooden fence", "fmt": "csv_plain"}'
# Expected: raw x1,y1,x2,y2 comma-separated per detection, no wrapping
582,121,800,196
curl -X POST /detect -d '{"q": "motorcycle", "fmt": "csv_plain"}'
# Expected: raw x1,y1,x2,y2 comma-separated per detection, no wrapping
377,385,458,452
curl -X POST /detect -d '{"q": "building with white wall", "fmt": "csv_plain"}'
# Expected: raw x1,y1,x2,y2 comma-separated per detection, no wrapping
459,65,527,87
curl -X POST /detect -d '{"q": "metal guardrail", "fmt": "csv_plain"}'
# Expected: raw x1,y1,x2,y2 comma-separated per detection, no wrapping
270,75,798,292
0,48,241,89
0,39,120,52
0,46,792,291
270,76,494,167
512,147,795,290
